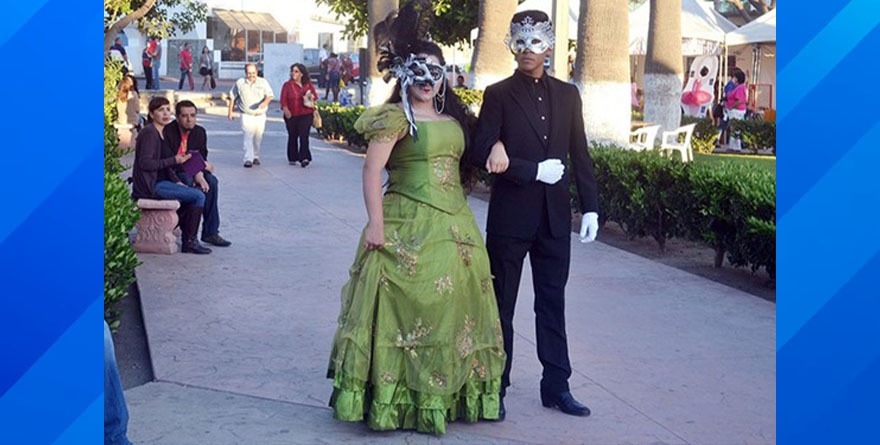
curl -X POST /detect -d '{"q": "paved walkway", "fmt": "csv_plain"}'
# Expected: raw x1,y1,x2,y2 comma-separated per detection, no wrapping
123,110,775,444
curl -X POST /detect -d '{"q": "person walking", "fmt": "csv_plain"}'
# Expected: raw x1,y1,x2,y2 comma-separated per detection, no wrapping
199,47,215,90
227,63,274,167
281,63,318,167
178,43,195,90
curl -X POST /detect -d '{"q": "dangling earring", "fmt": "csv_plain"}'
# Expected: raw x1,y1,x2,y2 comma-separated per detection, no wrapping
434,78,447,114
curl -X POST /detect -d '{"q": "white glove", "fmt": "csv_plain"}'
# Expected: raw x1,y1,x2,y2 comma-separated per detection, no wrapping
536,159,565,184
579,212,599,243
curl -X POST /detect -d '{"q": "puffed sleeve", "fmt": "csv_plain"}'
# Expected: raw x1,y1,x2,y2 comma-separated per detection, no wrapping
353,103,409,143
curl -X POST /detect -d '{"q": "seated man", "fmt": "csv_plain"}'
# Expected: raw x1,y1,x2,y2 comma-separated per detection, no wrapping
164,100,232,247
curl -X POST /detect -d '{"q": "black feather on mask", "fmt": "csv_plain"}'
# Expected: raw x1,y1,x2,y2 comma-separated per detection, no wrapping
373,0,438,141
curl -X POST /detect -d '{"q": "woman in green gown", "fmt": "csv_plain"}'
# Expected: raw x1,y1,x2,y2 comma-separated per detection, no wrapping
327,2,508,435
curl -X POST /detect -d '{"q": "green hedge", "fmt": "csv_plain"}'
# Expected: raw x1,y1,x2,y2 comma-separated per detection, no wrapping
589,146,775,279
104,61,141,328
730,119,776,153
680,116,719,154
316,102,367,149
454,87,483,108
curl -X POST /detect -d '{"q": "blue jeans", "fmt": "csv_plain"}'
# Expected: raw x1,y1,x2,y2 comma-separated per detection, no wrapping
152,61,161,89
154,180,205,208
105,321,132,445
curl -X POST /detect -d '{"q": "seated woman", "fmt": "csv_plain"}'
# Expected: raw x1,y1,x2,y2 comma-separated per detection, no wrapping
130,97,212,254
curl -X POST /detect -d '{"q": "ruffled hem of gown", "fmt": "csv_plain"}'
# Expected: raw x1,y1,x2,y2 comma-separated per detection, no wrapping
329,371,501,435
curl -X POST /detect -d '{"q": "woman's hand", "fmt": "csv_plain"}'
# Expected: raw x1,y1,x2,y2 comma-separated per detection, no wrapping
175,152,192,164
363,222,385,251
486,140,509,173
282,107,292,119
194,172,210,193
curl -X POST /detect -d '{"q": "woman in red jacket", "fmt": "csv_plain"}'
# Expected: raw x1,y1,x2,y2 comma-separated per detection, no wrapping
281,63,319,167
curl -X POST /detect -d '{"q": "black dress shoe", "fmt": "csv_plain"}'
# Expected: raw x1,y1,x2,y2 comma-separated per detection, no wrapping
182,239,212,255
201,233,232,247
300,159,310,168
243,160,253,168
541,391,591,417
253,158,261,165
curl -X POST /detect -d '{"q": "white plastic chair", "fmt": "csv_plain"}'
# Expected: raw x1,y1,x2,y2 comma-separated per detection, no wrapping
628,125,661,151
660,123,697,162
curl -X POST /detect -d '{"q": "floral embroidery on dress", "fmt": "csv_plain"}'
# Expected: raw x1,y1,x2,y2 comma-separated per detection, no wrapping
481,277,492,294
455,315,476,358
435,275,454,295
395,318,432,358
450,225,474,266
471,358,487,379
432,150,457,191
378,272,390,291
379,370,397,385
386,230,421,276
494,320,505,356
429,370,448,388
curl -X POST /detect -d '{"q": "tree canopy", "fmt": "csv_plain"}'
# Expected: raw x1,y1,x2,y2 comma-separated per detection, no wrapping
316,0,481,47
104,0,207,51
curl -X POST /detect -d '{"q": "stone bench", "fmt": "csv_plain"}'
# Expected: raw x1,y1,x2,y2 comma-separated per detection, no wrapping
133,199,181,254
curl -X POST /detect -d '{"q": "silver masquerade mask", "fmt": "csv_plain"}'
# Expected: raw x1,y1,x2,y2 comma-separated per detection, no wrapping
384,52,447,141
505,16,555,55
390,54,445,87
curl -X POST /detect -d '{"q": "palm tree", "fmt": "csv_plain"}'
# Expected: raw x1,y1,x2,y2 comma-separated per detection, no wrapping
365,0,399,106
644,0,682,135
572,0,631,146
470,0,518,91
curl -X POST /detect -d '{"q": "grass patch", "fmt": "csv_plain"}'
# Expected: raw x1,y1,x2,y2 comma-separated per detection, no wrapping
694,153,776,176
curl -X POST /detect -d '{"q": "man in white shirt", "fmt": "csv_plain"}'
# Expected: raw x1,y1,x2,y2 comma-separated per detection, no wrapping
227,63,275,167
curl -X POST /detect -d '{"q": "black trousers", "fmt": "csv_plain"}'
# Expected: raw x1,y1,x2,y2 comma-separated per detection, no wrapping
486,208,572,397
285,114,313,163
143,66,154,90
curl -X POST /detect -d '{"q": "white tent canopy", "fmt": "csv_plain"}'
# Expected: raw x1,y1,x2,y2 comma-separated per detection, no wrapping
725,8,776,46
629,0,738,56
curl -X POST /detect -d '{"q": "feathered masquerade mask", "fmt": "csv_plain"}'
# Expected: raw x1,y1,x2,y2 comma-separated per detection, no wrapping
374,0,446,141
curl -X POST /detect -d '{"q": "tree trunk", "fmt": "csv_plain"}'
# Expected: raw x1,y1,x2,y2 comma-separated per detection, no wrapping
365,0,399,107
644,0,683,136
572,0,630,147
103,0,157,54
470,0,518,91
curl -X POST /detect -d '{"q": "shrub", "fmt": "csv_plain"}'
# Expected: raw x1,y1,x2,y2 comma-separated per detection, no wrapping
316,102,367,149
454,87,483,108
588,146,776,278
729,119,776,153
681,116,718,154
104,61,141,328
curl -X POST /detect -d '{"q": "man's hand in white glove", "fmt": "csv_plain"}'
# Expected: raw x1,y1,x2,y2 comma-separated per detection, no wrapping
536,159,565,184
579,212,599,243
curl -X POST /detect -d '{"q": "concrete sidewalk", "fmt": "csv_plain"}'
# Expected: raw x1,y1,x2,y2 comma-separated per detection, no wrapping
124,111,775,444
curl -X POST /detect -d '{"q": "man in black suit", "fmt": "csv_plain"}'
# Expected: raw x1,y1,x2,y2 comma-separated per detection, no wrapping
472,10,599,420
165,100,232,247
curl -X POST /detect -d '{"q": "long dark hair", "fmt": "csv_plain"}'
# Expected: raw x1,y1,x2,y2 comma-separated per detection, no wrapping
385,41,478,190
291,63,311,85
